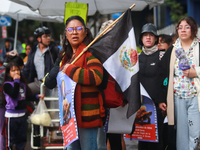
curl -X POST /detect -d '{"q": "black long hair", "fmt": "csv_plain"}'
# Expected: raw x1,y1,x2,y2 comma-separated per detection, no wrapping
60,16,94,63
6,55,24,66
2,62,32,105
159,34,173,46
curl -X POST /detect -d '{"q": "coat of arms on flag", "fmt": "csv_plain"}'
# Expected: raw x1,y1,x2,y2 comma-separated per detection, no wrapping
119,47,138,71
89,9,141,118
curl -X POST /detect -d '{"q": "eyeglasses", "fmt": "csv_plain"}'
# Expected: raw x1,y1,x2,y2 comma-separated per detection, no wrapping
66,26,84,34
177,26,191,30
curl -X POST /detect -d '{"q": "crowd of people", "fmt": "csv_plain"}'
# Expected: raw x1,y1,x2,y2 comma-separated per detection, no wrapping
0,15,199,150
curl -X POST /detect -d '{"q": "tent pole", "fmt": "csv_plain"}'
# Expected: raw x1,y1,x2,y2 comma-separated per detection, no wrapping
153,7,157,27
14,14,19,51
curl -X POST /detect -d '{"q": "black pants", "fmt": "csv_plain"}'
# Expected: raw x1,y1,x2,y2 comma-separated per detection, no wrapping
33,125,41,150
107,133,122,150
138,107,164,150
5,115,27,150
166,125,176,150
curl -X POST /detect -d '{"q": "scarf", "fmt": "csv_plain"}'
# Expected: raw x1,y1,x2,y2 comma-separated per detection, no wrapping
142,45,158,55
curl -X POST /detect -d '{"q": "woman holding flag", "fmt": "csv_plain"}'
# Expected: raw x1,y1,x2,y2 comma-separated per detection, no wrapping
138,23,164,150
44,16,105,150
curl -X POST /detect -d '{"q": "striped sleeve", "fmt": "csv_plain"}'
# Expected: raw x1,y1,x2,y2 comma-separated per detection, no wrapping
65,52,103,86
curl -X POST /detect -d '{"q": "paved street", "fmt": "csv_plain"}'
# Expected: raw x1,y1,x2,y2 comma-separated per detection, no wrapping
125,139,138,150
25,123,139,150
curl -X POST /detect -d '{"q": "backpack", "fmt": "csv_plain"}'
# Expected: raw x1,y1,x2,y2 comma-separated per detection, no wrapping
104,75,123,108
83,53,124,108
98,69,123,108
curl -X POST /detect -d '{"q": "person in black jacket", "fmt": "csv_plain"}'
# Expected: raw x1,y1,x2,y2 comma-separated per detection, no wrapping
22,26,59,95
138,23,164,150
22,26,59,149
156,34,174,150
44,57,60,89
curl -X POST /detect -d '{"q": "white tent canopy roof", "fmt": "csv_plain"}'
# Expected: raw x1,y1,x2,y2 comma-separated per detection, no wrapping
0,0,64,51
10,0,164,16
0,0,63,22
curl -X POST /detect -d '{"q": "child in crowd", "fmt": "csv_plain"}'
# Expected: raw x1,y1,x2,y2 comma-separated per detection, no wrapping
0,53,25,150
2,62,43,150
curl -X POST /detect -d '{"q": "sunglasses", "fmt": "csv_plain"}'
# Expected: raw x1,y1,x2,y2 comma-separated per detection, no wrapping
66,26,84,34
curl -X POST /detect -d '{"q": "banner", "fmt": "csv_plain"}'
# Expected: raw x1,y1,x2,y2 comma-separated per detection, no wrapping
125,84,158,142
57,71,78,148
64,2,88,25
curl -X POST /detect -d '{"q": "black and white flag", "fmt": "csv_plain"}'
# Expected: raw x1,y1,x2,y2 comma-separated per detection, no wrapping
89,9,140,118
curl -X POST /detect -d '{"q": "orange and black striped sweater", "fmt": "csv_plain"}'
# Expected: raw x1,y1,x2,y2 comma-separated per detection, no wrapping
61,43,105,128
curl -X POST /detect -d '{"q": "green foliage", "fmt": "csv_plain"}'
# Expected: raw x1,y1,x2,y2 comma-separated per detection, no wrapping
137,46,142,54
164,0,187,23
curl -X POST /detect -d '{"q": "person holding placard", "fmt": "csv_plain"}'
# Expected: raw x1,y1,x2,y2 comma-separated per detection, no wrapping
44,16,105,150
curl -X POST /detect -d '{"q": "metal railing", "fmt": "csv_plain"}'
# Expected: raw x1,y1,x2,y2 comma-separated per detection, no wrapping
31,83,64,149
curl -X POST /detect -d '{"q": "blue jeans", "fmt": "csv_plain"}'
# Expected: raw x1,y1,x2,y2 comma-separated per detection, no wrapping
67,127,98,150
97,127,107,150
174,96,200,150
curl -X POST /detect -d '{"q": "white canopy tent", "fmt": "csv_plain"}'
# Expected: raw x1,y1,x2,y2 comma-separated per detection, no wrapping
10,0,164,16
0,0,64,51
9,0,164,36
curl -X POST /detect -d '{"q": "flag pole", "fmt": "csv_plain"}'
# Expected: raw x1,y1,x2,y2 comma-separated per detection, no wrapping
71,3,136,64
